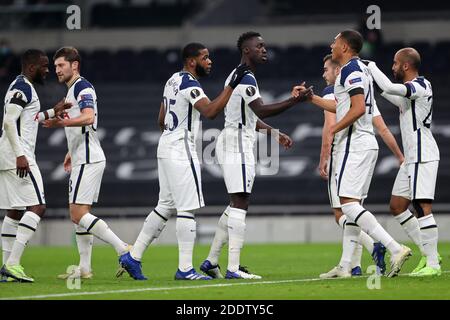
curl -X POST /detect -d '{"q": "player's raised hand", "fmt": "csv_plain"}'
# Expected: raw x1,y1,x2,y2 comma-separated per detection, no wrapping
53,98,72,117
63,152,72,173
275,131,294,149
228,63,252,89
16,155,30,178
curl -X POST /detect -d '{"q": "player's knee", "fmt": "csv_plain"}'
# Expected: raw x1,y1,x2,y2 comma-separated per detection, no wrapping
28,204,46,217
154,205,175,220
230,193,250,210
412,199,432,218
389,201,404,216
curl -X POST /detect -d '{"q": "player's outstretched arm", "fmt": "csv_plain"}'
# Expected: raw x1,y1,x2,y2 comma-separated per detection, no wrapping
367,62,407,97
34,98,72,123
194,64,251,119
331,93,365,134
373,115,404,165
43,108,94,128
256,118,293,149
248,85,313,119
310,95,337,113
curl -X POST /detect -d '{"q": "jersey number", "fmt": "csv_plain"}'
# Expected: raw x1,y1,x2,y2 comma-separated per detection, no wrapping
365,83,374,114
163,96,178,131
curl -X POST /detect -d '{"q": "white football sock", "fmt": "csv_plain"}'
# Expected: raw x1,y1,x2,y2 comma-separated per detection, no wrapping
227,207,247,273
394,209,424,255
351,244,363,269
74,224,93,273
339,219,360,272
176,212,196,272
131,208,169,261
1,216,19,265
341,202,402,255
418,214,439,268
78,213,128,255
206,206,230,266
337,214,374,255
7,211,40,266
358,230,375,254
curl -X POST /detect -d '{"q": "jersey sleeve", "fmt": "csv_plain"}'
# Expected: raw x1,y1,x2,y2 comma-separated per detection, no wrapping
179,75,207,106
372,100,381,117
76,87,96,110
321,85,335,100
236,74,261,105
9,82,32,109
343,70,364,95
404,80,427,100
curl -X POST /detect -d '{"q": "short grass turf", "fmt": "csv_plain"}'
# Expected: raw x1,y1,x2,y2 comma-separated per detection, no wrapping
1,243,449,300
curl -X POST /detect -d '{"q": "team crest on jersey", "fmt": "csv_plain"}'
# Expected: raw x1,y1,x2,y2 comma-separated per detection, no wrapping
190,89,200,99
246,86,256,97
349,77,362,85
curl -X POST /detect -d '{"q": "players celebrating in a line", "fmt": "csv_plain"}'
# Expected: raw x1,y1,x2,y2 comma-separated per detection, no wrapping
200,31,312,280
42,47,132,279
306,30,411,277
117,43,252,280
366,48,441,276
317,54,405,278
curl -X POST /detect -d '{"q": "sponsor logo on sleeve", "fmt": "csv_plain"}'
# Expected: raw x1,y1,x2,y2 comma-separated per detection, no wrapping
349,77,362,85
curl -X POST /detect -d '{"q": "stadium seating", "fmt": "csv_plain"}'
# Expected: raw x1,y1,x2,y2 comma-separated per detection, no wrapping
1,42,449,208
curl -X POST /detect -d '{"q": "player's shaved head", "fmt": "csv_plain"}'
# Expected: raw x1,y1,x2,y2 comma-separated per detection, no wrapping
182,43,206,63
396,47,421,71
21,49,46,70
237,31,261,53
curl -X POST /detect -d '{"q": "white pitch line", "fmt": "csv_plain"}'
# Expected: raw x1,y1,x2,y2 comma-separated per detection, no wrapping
1,271,448,300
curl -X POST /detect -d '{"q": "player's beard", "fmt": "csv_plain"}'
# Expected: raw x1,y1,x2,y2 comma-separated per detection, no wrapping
195,64,208,78
393,69,404,82
34,73,45,85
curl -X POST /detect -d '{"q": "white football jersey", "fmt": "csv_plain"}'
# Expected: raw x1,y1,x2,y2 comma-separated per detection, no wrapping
157,71,207,160
322,84,380,121
64,77,105,166
334,58,379,152
0,75,40,170
221,70,261,153
385,77,439,164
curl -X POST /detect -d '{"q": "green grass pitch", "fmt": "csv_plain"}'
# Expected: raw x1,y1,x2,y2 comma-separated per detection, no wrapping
1,242,449,300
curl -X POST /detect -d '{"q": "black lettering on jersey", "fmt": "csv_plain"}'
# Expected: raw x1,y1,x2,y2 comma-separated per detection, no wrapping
246,86,256,97
190,89,200,99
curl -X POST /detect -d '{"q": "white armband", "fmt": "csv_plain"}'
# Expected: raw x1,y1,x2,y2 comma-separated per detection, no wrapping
34,108,56,123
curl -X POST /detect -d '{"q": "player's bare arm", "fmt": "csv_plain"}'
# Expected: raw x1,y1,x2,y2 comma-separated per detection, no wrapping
63,152,72,173
331,93,365,134
373,115,405,165
319,110,335,179
158,101,165,132
35,98,72,122
248,85,313,119
256,118,293,149
194,64,251,119
43,108,94,128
